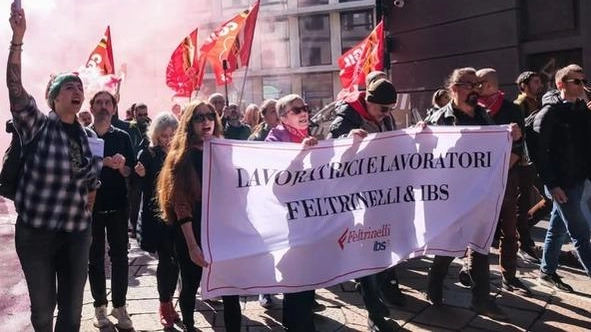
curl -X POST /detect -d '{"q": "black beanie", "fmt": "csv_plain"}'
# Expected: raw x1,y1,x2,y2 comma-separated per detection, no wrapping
366,78,397,105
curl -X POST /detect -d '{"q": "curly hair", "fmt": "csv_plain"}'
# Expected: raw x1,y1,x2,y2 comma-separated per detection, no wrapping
157,99,223,224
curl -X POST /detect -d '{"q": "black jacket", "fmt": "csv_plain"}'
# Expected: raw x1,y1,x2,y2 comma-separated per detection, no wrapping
328,92,396,138
533,90,591,189
425,102,494,126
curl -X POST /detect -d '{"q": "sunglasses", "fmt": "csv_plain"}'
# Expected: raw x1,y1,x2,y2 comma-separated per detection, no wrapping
290,105,310,115
454,81,483,90
191,112,216,123
564,78,588,86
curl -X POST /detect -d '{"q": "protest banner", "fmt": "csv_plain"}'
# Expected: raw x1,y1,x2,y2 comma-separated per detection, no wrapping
200,126,512,298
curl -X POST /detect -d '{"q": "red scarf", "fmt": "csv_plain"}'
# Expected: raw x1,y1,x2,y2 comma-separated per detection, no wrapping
478,91,504,117
284,123,308,143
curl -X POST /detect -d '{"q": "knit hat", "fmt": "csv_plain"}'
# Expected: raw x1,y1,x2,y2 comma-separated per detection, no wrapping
366,78,397,105
47,72,83,107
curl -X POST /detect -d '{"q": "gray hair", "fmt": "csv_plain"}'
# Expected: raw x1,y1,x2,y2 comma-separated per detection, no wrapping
147,112,179,147
276,94,303,118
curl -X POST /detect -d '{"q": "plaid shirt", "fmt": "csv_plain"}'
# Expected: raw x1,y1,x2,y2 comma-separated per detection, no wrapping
12,97,102,231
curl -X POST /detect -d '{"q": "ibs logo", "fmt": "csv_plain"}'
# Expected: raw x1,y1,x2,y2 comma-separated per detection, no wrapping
337,224,391,250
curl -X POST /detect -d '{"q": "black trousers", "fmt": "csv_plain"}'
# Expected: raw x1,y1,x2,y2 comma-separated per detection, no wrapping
430,252,490,302
88,209,129,308
283,290,315,331
173,222,241,331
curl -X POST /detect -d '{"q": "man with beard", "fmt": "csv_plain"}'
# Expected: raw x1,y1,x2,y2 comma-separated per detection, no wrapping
467,68,530,294
514,71,550,264
88,91,136,329
223,103,251,140
208,93,227,125
424,67,521,321
77,109,93,127
127,103,150,237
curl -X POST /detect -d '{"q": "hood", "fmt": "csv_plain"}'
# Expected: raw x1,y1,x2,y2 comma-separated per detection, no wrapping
541,89,562,106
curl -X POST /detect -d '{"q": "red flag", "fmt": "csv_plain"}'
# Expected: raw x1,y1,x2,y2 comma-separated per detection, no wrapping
86,26,115,76
200,1,260,85
337,21,384,91
165,29,201,97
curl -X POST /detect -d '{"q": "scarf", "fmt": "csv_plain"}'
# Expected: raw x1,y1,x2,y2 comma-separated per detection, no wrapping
478,91,505,117
284,123,308,143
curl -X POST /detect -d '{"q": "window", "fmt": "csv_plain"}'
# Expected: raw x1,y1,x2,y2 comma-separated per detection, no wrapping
301,73,333,111
298,0,329,7
340,10,374,53
299,15,331,67
263,76,292,100
259,19,290,69
221,0,250,8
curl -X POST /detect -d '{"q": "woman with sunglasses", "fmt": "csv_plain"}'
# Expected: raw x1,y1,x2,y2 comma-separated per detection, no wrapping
265,94,319,331
157,100,241,332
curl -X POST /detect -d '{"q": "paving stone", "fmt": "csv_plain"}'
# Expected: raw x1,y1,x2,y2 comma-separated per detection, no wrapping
468,305,538,331
411,304,474,330
400,321,456,331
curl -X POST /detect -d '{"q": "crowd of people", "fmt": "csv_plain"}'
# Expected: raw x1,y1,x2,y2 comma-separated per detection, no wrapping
7,4,591,332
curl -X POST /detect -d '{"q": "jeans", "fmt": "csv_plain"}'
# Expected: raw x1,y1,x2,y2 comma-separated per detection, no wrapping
88,209,130,308
15,221,91,332
541,182,591,276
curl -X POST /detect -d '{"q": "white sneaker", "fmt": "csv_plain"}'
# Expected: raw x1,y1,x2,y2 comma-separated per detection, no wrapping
93,305,110,328
111,305,134,329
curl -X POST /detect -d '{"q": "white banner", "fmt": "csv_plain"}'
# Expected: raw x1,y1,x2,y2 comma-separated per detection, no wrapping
200,126,512,298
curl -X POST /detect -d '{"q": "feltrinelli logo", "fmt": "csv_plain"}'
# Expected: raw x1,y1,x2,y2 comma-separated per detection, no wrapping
338,224,391,250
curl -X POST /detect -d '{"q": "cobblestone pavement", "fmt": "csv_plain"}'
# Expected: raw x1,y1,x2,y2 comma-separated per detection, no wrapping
1,198,591,331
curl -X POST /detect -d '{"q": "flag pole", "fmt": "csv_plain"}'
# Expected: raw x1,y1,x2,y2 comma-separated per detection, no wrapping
222,60,230,106
238,65,250,108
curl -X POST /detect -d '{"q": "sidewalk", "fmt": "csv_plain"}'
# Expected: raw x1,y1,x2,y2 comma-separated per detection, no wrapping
1,198,591,331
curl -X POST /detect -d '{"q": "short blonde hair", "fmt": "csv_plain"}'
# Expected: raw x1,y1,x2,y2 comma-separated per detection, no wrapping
555,64,583,86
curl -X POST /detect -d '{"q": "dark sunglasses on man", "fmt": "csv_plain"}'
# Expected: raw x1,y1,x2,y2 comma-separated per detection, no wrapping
192,112,216,123
380,106,394,113
564,78,589,86
290,105,310,115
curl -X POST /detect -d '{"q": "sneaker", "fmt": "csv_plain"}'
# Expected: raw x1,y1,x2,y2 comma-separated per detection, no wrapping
258,294,274,308
502,277,532,295
367,315,398,332
471,299,509,321
111,305,134,329
458,269,472,288
380,280,407,307
311,299,326,312
93,305,110,328
518,247,541,264
538,272,574,292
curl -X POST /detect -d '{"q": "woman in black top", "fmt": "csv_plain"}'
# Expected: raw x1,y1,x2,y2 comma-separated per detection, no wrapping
134,112,180,329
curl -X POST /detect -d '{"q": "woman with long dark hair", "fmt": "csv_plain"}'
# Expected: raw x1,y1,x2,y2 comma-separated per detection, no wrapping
157,100,241,332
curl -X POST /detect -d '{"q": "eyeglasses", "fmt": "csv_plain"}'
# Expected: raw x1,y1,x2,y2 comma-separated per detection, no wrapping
454,81,483,90
564,78,588,86
290,105,310,115
191,112,216,123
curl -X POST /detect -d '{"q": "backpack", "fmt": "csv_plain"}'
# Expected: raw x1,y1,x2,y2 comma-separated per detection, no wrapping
0,120,43,201
523,110,540,166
